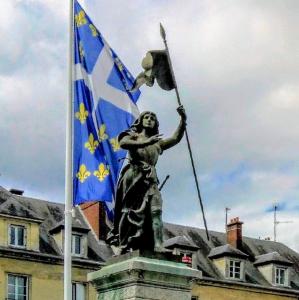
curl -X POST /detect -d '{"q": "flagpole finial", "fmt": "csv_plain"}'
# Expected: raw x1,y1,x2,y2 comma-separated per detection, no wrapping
160,23,166,41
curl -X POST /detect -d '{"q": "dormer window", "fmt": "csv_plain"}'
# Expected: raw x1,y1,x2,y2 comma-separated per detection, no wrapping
229,259,241,279
254,252,292,287
275,266,287,286
9,225,26,248
208,244,248,281
72,234,83,256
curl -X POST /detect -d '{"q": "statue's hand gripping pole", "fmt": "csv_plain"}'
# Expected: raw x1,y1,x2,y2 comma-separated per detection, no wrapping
160,23,210,241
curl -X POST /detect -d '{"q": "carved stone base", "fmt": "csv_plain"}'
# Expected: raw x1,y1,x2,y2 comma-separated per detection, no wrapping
88,251,202,300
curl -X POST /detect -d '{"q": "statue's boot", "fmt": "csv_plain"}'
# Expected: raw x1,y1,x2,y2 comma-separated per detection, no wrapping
152,211,170,253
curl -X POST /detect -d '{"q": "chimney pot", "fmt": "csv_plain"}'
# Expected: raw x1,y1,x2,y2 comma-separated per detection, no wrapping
226,216,243,249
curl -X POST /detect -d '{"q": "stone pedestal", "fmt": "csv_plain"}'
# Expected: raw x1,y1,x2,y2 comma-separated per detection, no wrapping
88,251,202,300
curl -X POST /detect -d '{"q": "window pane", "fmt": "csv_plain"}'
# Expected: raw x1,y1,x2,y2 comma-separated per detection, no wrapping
17,227,24,246
18,286,26,295
7,275,27,300
17,276,26,287
8,275,16,285
276,268,286,285
10,227,16,245
76,284,85,300
280,269,285,284
72,235,81,255
75,236,81,254
228,260,242,279
8,284,15,295
277,269,280,283
72,283,85,300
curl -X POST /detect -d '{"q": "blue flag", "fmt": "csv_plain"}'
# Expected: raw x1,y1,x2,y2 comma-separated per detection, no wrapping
73,0,140,219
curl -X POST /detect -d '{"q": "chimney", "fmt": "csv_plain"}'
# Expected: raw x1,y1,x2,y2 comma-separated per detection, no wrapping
9,188,24,196
226,217,243,249
80,201,107,240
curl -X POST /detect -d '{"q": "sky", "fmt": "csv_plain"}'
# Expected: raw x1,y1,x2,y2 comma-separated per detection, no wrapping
1,0,299,251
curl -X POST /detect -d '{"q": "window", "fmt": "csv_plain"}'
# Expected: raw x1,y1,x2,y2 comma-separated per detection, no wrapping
275,267,287,286
229,260,241,279
7,274,28,300
72,234,82,256
9,225,26,248
72,283,85,300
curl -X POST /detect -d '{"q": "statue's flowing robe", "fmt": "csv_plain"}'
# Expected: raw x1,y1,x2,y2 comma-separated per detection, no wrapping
109,130,163,252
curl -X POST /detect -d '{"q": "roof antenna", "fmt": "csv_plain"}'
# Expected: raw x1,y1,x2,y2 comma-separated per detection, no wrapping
225,207,231,232
273,202,293,242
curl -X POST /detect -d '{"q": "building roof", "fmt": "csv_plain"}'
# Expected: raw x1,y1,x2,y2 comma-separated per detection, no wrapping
208,244,248,259
163,235,199,251
0,187,112,264
163,223,299,289
0,187,43,221
49,211,91,234
254,251,294,267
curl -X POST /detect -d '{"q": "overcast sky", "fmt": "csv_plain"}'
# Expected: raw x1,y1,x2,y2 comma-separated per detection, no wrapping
1,0,299,251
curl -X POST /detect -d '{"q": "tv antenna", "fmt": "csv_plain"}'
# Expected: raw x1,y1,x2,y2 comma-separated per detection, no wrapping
273,203,293,242
225,207,231,231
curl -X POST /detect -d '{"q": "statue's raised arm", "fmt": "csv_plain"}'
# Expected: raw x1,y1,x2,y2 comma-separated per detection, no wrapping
159,105,187,151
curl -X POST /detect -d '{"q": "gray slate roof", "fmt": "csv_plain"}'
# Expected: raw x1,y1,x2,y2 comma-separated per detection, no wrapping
208,244,248,259
163,223,299,289
0,187,42,221
163,235,199,251
0,187,112,263
254,251,293,266
49,210,91,234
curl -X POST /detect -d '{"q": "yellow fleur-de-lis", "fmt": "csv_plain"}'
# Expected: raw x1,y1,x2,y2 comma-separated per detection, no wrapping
94,163,109,182
89,24,99,37
75,10,87,27
76,164,91,183
84,133,99,154
110,138,121,152
98,124,108,141
115,57,124,71
79,41,84,59
75,103,89,124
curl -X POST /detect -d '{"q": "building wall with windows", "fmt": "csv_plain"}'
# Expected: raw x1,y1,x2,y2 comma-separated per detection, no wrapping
0,257,97,300
165,219,299,300
192,282,298,300
0,187,111,300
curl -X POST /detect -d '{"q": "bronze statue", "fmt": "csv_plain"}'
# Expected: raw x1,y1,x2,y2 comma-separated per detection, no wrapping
108,106,186,254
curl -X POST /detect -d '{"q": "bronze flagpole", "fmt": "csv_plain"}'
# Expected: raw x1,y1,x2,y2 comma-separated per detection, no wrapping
160,23,210,240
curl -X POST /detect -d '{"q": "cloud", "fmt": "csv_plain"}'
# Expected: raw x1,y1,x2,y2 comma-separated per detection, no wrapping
1,0,299,251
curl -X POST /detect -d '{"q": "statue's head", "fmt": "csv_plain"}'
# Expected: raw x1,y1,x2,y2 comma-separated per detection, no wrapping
131,111,159,135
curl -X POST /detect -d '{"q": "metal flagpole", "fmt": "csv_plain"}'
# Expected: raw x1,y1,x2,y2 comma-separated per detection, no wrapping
160,23,210,240
64,0,74,299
